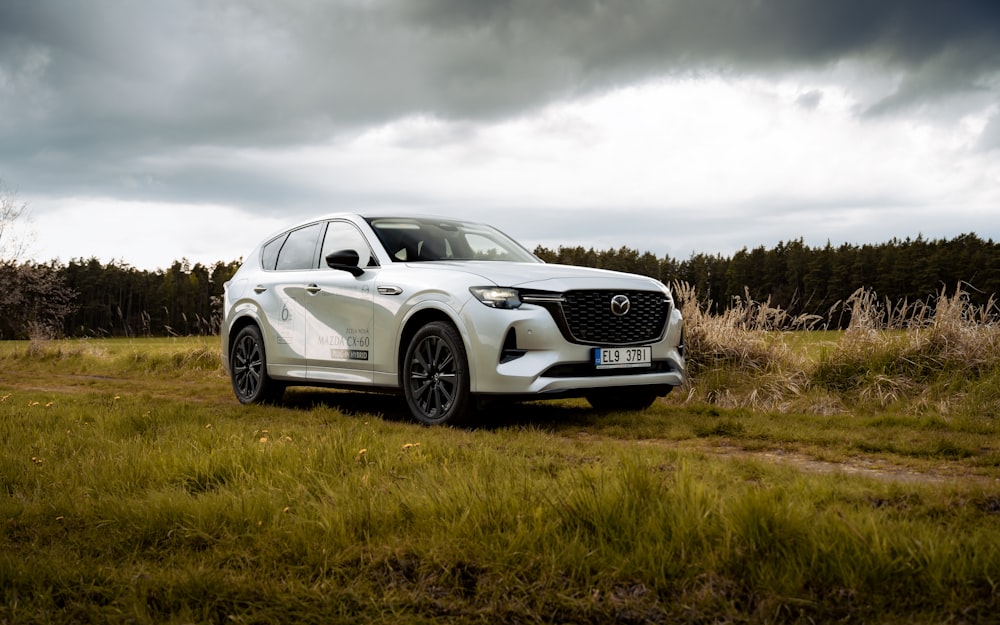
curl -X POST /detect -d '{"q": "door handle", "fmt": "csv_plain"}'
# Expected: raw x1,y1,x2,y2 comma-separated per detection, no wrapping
253,285,267,294
306,284,322,295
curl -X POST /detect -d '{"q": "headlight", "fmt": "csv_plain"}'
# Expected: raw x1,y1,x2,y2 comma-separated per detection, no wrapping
470,286,522,309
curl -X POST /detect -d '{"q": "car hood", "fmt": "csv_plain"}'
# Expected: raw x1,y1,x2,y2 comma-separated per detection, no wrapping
404,261,667,293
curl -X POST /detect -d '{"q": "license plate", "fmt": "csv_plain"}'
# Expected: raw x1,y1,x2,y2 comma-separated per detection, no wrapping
594,346,652,369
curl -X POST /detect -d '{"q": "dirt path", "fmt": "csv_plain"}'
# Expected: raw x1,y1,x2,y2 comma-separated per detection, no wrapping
639,440,1000,487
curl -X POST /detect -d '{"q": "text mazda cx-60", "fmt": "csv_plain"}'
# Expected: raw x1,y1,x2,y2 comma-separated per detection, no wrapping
221,214,686,425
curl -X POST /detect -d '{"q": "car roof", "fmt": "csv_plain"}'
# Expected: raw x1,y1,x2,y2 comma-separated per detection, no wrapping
288,211,487,229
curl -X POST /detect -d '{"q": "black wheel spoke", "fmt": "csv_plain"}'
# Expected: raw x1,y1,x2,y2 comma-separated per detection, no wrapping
413,379,433,406
436,381,454,405
431,386,445,414
414,346,432,374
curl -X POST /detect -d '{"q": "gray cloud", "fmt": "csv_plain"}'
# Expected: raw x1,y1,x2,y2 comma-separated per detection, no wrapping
2,0,999,210
795,90,823,110
980,111,1000,151
400,0,1000,110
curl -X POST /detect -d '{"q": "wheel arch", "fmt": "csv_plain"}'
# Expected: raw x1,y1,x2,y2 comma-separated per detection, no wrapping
226,313,262,366
397,306,471,387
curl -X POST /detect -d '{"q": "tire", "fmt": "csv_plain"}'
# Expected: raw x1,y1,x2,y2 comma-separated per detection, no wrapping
586,388,660,412
230,324,285,404
403,321,471,425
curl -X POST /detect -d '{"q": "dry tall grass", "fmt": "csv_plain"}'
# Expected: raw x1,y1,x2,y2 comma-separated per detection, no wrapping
672,282,815,411
675,282,1000,414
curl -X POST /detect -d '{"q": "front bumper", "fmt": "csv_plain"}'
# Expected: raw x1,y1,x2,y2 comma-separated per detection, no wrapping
460,299,686,396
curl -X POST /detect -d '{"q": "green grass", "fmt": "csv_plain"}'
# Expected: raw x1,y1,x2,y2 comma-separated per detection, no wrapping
2,337,1000,624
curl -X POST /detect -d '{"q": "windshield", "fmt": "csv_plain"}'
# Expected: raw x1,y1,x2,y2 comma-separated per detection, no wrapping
365,217,541,263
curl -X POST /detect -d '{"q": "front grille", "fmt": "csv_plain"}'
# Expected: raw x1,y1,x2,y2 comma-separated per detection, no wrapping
526,289,670,346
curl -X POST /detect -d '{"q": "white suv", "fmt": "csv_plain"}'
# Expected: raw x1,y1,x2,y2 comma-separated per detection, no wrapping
221,214,686,424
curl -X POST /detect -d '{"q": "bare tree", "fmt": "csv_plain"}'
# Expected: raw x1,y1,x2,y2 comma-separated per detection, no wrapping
0,180,77,339
0,179,32,262
0,261,78,339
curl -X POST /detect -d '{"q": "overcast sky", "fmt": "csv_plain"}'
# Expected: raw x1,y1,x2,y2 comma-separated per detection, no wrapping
2,0,999,270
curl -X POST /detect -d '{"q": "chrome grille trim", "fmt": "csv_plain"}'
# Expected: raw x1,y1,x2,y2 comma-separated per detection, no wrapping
521,293,566,304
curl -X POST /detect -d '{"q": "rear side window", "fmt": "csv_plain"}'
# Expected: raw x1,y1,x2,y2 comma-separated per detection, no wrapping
261,234,287,270
274,223,323,271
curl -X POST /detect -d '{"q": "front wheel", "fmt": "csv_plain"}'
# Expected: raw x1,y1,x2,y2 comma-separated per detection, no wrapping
230,324,284,404
403,322,471,425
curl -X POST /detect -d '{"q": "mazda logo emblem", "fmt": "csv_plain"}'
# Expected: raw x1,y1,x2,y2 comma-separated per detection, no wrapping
610,294,631,316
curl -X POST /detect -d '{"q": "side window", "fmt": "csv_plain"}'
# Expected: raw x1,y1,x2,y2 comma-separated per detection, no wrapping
320,221,377,268
275,223,322,271
261,234,287,271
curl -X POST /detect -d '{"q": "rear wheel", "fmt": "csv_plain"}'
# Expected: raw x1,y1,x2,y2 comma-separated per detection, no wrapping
403,322,471,425
230,324,285,404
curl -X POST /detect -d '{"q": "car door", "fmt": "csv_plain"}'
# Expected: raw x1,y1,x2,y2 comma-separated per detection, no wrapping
254,223,324,379
304,220,377,385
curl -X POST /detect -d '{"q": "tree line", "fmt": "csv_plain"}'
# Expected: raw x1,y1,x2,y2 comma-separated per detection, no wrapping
538,232,1000,322
1,232,998,339
0,258,240,339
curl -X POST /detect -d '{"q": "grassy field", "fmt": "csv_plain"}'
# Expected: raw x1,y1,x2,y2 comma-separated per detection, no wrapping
1,331,999,624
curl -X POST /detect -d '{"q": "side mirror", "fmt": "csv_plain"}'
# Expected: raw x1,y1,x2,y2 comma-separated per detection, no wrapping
325,249,364,276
